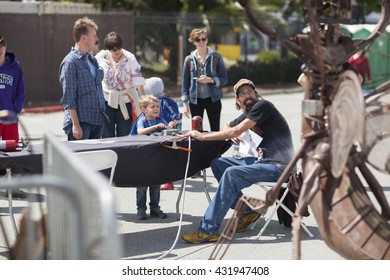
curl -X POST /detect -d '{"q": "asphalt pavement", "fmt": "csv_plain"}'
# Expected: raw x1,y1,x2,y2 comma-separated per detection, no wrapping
1,87,389,260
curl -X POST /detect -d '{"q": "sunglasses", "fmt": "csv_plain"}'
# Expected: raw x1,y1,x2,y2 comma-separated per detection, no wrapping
195,37,207,43
237,89,255,98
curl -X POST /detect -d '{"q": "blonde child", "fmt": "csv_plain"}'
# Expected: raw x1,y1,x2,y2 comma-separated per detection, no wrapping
143,77,181,190
130,95,175,219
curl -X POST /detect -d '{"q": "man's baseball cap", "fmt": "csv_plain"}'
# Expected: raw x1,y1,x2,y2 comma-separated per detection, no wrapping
233,79,256,97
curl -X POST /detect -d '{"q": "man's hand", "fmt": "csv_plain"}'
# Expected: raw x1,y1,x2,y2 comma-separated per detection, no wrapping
230,136,242,145
72,124,83,140
183,130,204,141
68,109,82,140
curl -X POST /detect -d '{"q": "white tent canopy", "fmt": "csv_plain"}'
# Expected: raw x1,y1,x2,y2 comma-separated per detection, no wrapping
365,12,381,24
342,23,390,34
303,24,390,34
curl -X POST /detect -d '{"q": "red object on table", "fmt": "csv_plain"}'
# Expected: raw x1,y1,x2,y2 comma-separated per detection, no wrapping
192,116,203,131
0,140,17,152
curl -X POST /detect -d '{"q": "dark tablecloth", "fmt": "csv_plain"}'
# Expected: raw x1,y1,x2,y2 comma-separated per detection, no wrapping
0,135,231,187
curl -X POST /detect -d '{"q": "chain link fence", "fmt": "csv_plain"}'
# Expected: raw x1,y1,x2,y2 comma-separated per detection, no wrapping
1,11,295,105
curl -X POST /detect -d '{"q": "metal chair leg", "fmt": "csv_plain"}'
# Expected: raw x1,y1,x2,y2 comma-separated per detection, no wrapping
176,181,185,220
6,168,19,236
176,169,210,220
202,169,211,202
252,184,314,239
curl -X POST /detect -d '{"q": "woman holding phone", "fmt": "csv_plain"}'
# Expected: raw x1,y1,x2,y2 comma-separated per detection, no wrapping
181,27,228,131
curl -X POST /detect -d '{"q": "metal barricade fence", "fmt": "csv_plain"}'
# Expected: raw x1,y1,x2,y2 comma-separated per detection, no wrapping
0,175,84,259
42,132,121,259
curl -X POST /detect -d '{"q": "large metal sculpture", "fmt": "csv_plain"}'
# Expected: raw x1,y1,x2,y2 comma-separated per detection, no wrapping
211,0,390,260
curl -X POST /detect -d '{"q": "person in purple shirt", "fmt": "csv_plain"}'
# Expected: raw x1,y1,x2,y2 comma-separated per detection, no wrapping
0,34,27,198
59,17,105,141
0,34,25,142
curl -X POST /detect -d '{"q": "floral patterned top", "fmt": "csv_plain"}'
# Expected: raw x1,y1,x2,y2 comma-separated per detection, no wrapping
95,49,145,103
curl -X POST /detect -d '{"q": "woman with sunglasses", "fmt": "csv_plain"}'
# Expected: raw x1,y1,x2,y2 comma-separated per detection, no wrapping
181,27,228,131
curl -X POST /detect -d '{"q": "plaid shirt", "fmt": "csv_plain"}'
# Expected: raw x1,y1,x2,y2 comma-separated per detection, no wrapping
59,47,105,128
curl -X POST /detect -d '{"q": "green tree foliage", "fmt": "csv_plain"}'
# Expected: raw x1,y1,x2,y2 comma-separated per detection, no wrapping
56,0,383,14
58,0,384,84
258,50,279,64
358,0,383,12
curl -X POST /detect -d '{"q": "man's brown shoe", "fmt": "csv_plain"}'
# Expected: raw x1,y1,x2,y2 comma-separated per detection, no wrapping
182,230,219,244
229,212,261,233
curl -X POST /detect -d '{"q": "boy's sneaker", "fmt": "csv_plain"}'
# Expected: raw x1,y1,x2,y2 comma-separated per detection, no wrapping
150,209,167,219
229,212,261,233
182,230,219,244
137,210,148,220
160,182,174,190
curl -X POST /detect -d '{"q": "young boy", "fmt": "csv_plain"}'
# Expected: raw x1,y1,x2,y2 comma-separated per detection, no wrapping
130,95,175,220
143,77,182,190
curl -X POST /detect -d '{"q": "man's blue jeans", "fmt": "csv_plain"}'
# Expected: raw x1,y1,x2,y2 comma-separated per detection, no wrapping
198,156,283,235
64,122,103,141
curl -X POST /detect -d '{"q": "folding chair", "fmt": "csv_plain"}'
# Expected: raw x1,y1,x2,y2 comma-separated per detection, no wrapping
250,180,314,239
75,150,118,186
